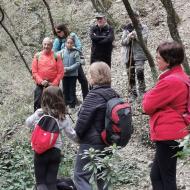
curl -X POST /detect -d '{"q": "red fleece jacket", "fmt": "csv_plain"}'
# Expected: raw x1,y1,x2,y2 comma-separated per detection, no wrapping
32,50,64,86
142,65,189,141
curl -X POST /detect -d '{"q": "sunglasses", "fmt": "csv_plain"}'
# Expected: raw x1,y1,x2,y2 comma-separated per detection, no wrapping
56,30,62,34
96,17,103,20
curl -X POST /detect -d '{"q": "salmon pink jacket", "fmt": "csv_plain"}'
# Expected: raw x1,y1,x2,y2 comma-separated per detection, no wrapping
32,50,64,86
142,65,189,141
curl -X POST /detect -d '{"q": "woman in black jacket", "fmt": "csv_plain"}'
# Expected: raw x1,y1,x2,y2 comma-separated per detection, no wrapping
74,62,118,190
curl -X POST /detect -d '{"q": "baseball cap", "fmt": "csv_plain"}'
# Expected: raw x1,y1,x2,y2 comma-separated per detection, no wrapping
95,13,105,19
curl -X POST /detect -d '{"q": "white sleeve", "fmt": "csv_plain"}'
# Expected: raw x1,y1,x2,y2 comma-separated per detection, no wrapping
121,30,131,46
60,117,79,143
25,109,43,129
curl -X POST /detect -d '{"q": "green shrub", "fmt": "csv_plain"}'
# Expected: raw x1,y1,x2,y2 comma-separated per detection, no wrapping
0,133,77,189
82,145,144,190
58,140,77,178
0,136,34,190
176,135,190,159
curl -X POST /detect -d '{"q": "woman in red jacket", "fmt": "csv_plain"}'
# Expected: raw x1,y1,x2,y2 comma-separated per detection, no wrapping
142,41,189,190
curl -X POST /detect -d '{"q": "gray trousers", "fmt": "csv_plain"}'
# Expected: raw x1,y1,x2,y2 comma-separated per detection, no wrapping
74,144,108,190
127,60,146,96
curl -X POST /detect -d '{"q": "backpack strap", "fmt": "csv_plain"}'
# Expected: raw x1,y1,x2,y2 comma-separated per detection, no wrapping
93,88,119,102
53,52,58,61
38,114,59,127
36,52,57,61
36,52,41,61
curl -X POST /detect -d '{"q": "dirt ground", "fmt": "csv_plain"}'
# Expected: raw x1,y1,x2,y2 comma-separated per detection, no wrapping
1,0,190,189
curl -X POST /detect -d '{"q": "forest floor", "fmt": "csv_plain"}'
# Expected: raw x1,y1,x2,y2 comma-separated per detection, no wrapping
1,0,190,189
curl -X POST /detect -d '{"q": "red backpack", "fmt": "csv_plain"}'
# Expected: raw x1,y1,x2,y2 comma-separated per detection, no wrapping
95,90,133,147
31,115,59,154
101,97,133,147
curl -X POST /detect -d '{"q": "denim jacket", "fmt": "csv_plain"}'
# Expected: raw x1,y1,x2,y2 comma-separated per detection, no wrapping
53,32,82,52
61,47,80,77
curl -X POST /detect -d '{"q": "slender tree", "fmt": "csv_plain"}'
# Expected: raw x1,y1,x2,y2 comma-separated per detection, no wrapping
0,6,31,75
90,0,118,28
42,0,56,36
160,0,190,74
122,0,158,81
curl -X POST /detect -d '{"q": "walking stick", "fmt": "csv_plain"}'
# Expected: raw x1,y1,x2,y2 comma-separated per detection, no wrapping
67,113,75,123
127,39,133,96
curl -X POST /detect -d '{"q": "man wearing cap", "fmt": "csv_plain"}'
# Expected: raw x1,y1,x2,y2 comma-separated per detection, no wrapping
121,11,148,101
90,13,114,67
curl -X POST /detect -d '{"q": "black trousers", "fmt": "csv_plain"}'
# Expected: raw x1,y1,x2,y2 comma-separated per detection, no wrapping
34,85,44,112
90,50,112,68
62,76,77,108
34,148,61,190
77,65,88,100
150,141,182,190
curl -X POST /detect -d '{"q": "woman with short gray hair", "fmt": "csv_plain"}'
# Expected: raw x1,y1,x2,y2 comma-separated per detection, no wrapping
74,62,119,190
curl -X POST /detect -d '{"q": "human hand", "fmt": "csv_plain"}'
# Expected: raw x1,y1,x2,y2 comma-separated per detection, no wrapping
41,80,49,87
128,32,135,39
64,68,68,73
132,31,137,38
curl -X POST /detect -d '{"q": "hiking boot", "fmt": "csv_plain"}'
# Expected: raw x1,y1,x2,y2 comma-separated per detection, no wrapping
35,184,48,190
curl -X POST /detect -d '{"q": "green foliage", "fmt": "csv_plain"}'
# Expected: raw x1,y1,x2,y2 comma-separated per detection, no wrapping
0,135,34,190
82,145,144,190
0,132,77,190
176,135,190,159
140,126,154,148
58,140,77,178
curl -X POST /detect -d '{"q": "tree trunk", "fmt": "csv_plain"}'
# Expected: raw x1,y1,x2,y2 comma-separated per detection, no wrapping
122,0,158,81
0,6,32,75
42,0,56,36
160,0,190,74
90,0,118,28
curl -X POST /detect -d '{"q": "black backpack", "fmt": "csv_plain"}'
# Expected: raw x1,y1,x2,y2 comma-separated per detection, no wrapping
96,91,133,147
34,178,76,190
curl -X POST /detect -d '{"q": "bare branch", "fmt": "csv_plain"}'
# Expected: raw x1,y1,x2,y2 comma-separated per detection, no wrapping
42,0,56,36
160,0,190,74
90,0,118,28
0,5,32,75
0,5,4,23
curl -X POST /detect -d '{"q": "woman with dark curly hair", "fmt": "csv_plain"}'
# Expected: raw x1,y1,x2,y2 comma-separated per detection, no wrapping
53,24,88,100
